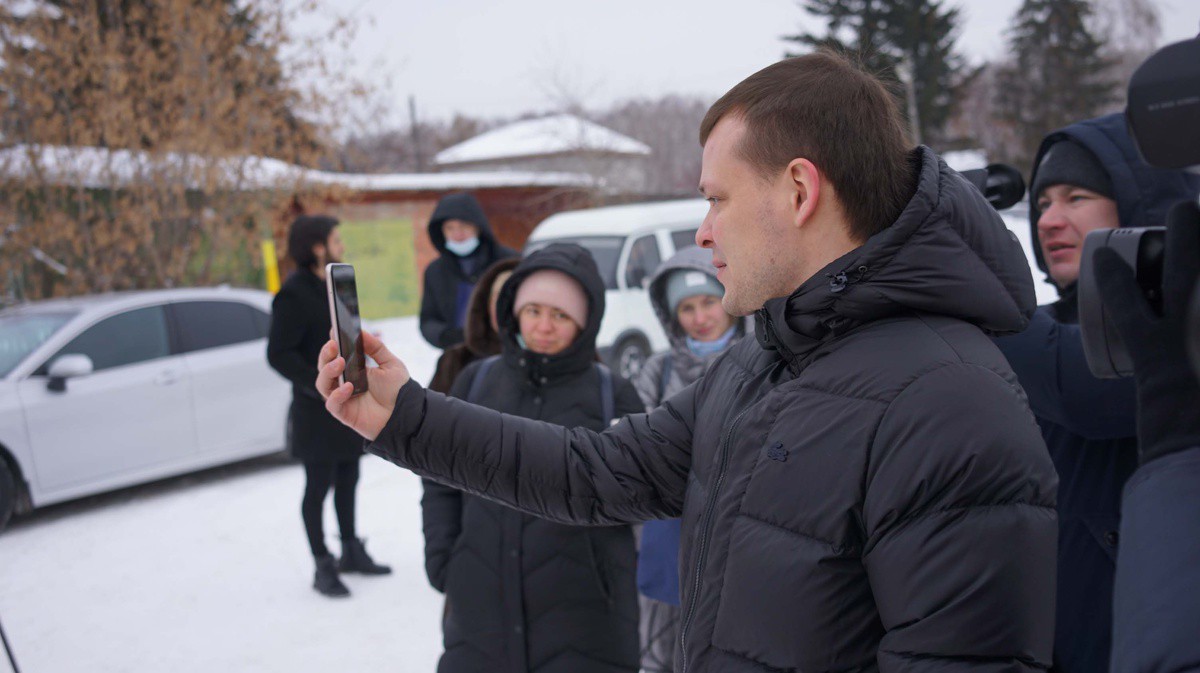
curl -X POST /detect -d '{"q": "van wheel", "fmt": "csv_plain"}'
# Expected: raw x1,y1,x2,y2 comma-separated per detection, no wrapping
0,457,17,531
613,335,650,380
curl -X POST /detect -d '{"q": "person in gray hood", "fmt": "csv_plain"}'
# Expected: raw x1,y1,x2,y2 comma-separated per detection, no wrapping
318,51,1057,672
633,245,749,673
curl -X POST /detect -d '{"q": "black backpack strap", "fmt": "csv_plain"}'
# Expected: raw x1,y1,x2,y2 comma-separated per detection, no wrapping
658,353,673,402
595,362,615,426
467,355,501,403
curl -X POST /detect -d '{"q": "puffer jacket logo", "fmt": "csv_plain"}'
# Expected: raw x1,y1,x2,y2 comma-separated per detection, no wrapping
766,442,788,462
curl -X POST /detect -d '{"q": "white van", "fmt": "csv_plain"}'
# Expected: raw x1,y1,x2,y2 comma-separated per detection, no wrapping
525,199,708,380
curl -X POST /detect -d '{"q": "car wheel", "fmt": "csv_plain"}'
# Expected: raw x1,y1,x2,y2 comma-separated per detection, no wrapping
613,335,650,380
0,457,17,531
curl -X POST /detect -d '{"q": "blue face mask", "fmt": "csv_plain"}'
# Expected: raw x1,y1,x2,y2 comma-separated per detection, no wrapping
445,236,480,257
687,325,737,357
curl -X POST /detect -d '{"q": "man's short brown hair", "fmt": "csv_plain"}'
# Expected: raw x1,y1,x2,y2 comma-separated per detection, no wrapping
700,51,915,243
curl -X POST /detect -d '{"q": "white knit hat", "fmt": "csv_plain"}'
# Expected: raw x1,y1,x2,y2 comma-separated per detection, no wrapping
512,269,589,328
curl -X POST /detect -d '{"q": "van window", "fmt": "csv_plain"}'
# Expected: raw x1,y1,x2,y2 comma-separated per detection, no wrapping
671,229,699,252
525,236,624,290
624,235,661,289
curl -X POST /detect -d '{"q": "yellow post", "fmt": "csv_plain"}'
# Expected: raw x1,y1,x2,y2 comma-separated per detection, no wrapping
261,240,281,294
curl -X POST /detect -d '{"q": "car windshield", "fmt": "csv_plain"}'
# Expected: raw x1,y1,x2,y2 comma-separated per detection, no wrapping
0,311,77,378
525,236,625,290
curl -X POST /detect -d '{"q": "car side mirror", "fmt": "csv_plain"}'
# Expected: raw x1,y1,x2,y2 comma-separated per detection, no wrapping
47,354,94,393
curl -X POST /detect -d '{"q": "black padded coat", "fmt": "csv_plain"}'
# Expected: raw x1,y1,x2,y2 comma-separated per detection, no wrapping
419,192,518,349
421,244,645,673
266,267,364,462
372,147,1059,672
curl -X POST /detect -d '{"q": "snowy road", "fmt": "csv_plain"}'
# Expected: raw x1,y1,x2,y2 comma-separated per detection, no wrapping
0,317,446,673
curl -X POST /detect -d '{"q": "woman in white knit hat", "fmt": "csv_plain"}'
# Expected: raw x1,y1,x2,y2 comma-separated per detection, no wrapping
421,242,644,673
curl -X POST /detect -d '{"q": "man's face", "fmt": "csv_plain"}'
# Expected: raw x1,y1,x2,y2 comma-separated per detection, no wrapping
1036,184,1119,288
314,227,344,267
696,116,801,316
517,303,581,355
443,219,479,243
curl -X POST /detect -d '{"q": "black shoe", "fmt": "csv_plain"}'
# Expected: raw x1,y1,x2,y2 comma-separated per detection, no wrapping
313,554,350,597
339,537,392,575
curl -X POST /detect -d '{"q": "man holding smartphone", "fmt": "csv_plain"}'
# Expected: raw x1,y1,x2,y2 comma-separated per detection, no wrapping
267,214,390,599
318,52,1057,670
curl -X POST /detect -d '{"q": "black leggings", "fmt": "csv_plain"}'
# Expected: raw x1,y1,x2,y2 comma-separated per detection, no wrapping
301,459,360,558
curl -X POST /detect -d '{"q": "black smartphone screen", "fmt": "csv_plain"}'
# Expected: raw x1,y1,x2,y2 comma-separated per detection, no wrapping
329,264,368,394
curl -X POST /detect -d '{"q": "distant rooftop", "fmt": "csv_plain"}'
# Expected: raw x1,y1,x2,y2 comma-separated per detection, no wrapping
435,114,651,166
0,144,594,192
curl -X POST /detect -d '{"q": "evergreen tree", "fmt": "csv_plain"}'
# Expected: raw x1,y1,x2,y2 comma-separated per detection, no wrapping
994,0,1118,170
783,0,967,146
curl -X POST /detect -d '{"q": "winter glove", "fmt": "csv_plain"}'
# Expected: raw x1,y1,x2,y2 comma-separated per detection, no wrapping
1094,200,1200,465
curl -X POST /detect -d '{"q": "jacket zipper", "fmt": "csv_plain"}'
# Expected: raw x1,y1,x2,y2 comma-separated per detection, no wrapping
679,403,755,673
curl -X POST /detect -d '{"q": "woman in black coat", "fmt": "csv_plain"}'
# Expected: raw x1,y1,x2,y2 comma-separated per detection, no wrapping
267,215,390,598
421,243,643,673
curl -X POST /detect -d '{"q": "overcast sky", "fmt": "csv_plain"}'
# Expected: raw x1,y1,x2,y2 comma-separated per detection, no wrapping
296,0,1200,126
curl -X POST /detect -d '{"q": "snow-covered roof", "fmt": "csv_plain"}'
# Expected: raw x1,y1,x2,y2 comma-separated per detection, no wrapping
0,145,593,192
434,114,651,166
528,198,708,240
942,149,988,172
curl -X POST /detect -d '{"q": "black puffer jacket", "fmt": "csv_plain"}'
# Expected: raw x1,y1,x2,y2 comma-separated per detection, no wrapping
422,243,644,673
371,147,1058,672
419,192,518,349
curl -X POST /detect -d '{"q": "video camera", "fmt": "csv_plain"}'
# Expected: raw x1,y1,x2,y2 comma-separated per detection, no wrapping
1078,35,1200,379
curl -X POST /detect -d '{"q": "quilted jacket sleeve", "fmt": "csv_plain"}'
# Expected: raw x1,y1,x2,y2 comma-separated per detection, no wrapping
368,378,698,525
862,363,1059,671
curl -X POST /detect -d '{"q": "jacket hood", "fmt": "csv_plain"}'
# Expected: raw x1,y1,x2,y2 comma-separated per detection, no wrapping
647,244,750,351
428,192,498,256
1028,113,1200,282
758,145,1036,371
495,243,606,382
462,257,521,357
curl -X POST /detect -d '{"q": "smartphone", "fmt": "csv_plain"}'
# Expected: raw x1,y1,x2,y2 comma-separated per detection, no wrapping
326,263,368,395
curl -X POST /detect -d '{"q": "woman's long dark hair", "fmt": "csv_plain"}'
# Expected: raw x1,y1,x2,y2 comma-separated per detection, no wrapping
286,215,339,268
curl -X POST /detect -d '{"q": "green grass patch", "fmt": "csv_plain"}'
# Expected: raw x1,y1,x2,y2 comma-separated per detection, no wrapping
339,217,419,319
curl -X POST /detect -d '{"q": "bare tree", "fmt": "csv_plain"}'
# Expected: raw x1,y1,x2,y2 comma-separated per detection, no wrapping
599,95,710,197
0,0,362,301
1090,0,1163,110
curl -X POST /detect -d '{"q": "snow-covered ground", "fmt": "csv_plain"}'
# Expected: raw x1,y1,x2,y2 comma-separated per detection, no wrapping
0,215,1052,673
0,317,446,673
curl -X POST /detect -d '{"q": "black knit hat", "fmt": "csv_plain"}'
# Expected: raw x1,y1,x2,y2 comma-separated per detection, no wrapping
1031,139,1114,201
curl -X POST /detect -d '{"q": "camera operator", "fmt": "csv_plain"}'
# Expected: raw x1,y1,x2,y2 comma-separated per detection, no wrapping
993,112,1200,673
1094,200,1200,673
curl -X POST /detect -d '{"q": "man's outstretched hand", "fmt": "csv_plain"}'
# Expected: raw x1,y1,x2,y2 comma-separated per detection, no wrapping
317,331,411,441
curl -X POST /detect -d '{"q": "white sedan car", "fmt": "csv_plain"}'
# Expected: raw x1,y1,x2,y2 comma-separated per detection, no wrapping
0,287,291,529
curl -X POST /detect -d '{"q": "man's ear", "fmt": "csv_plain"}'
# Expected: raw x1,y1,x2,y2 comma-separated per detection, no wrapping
787,158,822,230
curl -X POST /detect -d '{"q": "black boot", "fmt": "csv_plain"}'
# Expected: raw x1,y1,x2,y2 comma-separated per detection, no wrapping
313,554,350,597
339,537,392,575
